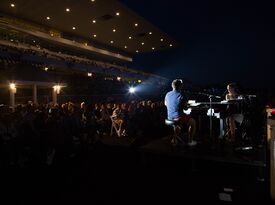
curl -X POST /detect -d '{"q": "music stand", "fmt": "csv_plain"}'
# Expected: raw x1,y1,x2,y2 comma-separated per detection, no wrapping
208,94,222,139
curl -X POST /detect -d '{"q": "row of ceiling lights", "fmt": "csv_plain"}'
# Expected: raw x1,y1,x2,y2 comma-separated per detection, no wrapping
9,2,173,52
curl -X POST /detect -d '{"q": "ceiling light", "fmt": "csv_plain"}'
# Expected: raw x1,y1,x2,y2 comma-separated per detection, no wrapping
160,38,164,41
152,47,155,50
46,16,51,20
66,8,70,12
136,50,139,53
116,12,120,16
129,36,132,39
88,72,92,77
110,40,114,44
134,23,138,27
169,44,173,47
124,46,127,49
72,27,76,30
141,42,144,45
93,34,97,37
44,67,49,71
149,32,152,35
92,19,96,23
10,3,15,7
91,0,95,2
113,29,116,32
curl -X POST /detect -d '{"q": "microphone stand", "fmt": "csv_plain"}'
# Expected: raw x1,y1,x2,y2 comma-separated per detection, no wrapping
186,90,222,144
209,95,213,139
209,95,218,139
198,92,221,139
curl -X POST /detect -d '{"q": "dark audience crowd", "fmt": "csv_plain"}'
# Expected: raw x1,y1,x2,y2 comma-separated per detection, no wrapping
0,100,167,168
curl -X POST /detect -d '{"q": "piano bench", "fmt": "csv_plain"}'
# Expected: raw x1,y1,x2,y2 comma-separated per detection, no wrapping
165,119,186,145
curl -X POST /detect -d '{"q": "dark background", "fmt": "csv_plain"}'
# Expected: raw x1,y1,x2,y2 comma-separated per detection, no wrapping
121,0,275,90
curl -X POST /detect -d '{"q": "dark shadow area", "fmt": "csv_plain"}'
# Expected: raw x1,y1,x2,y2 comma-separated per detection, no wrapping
0,133,272,204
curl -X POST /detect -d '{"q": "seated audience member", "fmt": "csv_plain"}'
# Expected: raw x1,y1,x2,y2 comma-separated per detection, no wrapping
111,104,126,137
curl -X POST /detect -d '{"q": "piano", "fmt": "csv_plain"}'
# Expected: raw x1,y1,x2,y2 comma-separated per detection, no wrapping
184,99,245,138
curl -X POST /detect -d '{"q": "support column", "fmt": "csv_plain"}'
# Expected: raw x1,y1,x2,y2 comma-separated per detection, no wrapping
33,84,37,105
10,89,15,111
52,85,61,105
52,88,57,105
9,83,16,112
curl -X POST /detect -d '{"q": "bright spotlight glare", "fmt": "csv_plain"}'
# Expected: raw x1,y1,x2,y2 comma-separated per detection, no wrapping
129,87,136,93
10,83,16,89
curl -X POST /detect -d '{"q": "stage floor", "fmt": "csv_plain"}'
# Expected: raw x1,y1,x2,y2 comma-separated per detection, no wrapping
139,136,267,167
97,133,267,168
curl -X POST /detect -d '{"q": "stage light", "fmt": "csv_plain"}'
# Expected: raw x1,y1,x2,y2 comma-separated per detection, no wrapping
10,83,16,89
53,85,61,94
129,87,136,93
9,83,16,93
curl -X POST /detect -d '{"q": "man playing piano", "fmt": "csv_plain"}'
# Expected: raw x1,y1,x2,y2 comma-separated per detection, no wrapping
164,79,197,146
